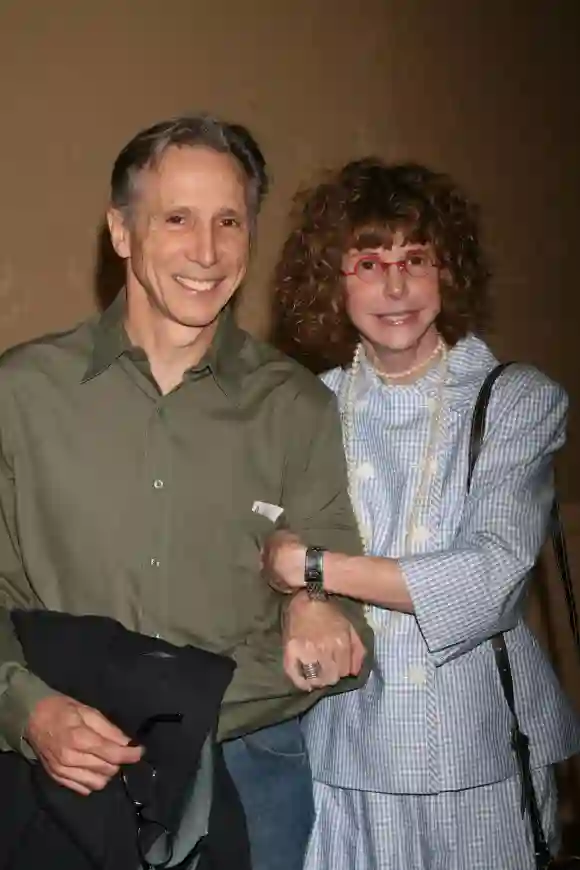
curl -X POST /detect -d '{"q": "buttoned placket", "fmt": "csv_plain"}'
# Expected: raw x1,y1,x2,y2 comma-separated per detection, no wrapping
118,353,174,639
142,399,172,638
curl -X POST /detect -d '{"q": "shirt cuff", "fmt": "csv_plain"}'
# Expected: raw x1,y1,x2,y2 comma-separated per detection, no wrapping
0,663,58,757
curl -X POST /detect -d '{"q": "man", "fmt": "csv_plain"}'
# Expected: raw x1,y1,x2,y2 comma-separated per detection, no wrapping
0,115,371,870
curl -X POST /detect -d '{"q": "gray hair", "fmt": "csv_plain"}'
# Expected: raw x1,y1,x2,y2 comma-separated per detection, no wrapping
110,114,269,222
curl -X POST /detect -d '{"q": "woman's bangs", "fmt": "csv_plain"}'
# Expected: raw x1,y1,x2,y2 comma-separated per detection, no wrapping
347,219,430,252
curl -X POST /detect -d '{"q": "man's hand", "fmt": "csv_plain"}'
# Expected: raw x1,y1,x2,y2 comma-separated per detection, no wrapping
25,694,143,796
262,530,306,594
283,591,365,692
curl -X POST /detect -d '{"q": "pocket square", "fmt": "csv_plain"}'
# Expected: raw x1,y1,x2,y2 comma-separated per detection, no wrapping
252,500,284,523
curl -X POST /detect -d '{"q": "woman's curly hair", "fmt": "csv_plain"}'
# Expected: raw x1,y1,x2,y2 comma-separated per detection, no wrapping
271,159,491,372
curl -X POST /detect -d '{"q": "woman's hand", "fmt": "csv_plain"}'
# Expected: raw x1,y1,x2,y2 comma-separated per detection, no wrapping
261,530,307,593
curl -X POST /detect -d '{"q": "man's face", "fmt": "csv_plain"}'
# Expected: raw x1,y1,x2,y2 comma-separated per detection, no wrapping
108,145,251,330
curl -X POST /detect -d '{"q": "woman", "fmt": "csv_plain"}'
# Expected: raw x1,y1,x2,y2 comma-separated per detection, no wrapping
266,160,580,869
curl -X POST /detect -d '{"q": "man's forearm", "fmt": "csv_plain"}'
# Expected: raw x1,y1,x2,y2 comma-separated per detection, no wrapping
217,639,323,741
0,605,58,755
217,593,372,741
0,661,57,756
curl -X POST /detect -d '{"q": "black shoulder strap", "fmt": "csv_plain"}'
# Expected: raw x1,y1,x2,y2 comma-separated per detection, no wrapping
550,498,580,648
468,362,579,869
467,361,514,492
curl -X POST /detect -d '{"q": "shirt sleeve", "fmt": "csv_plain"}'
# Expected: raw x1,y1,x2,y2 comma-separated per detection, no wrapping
280,387,373,657
217,386,373,739
399,368,567,665
218,621,369,741
282,388,363,555
0,433,56,756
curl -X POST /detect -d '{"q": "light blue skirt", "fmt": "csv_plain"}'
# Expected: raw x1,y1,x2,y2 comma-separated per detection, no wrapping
305,767,559,870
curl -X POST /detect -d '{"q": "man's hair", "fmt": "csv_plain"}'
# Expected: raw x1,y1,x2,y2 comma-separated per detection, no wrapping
272,159,491,372
110,114,269,220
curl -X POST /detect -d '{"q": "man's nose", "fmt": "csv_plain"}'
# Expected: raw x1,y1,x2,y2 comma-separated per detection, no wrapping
186,223,218,267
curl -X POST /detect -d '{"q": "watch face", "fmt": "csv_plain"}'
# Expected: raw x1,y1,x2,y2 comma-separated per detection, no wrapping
305,547,327,600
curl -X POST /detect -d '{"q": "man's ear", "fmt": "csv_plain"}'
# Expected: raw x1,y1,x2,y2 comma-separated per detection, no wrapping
107,207,131,260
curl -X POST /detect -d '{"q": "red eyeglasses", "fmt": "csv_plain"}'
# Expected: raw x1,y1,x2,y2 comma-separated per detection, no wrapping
341,251,437,285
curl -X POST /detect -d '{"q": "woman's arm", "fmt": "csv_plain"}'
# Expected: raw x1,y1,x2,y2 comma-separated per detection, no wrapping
400,370,566,662
265,540,413,611
264,368,567,664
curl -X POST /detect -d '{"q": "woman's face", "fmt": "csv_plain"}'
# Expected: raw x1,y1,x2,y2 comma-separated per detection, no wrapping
342,231,441,359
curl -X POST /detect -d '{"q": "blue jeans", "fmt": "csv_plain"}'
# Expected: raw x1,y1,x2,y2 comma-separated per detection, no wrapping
222,718,314,870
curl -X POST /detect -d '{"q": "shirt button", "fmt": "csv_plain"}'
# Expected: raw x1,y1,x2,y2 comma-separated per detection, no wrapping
355,461,375,481
150,558,161,568
410,524,431,544
408,664,427,686
153,479,164,489
360,520,373,545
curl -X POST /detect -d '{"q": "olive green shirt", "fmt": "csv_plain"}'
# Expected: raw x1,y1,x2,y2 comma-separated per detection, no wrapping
0,293,370,754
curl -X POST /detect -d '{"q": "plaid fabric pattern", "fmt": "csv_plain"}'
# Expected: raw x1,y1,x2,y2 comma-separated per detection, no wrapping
304,767,559,870
303,335,580,795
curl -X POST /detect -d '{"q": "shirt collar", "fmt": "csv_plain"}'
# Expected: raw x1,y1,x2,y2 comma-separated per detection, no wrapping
348,335,499,411
82,291,247,403
197,304,247,402
82,291,129,383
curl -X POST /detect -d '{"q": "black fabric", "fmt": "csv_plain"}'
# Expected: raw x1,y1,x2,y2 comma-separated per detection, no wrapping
469,363,580,870
0,610,251,870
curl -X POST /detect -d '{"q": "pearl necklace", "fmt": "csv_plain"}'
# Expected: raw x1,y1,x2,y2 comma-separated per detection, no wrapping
341,340,449,630
370,335,446,382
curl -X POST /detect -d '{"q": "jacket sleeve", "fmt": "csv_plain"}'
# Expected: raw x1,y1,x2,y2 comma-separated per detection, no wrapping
0,437,56,756
399,367,567,665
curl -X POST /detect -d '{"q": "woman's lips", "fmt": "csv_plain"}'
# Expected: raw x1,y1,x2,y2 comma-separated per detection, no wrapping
376,312,416,325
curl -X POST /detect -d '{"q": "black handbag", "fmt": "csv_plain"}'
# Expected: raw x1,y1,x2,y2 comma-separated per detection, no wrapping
469,362,580,869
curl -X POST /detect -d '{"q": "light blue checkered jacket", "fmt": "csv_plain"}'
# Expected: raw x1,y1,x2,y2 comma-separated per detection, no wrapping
303,334,580,794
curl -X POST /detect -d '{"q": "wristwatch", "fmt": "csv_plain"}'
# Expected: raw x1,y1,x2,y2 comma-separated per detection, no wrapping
304,546,328,601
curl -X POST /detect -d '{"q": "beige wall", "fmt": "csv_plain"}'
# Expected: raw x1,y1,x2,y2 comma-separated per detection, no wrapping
0,0,578,496
0,0,579,797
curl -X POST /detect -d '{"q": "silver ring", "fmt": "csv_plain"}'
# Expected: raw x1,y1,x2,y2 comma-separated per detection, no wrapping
300,660,321,680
